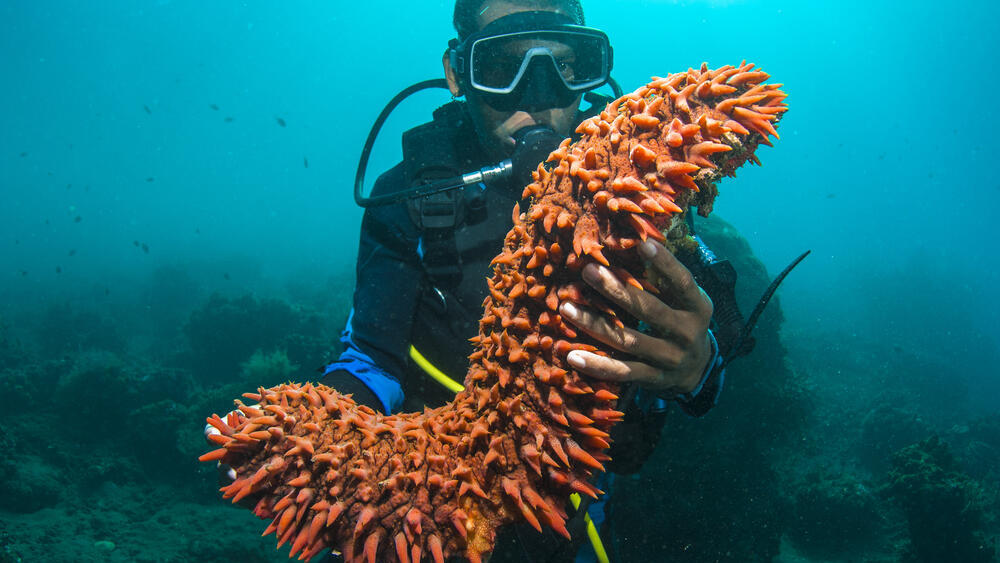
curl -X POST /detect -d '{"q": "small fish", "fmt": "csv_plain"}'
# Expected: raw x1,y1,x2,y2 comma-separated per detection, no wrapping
74,215,82,223
224,116,234,123
210,104,220,111
66,184,71,189
133,240,140,247
276,116,286,127
19,152,27,157
68,249,76,256
55,266,62,274
144,105,152,114
826,193,836,199
146,177,154,182
303,156,309,168
14,240,18,245
20,270,27,277
142,243,149,254
195,228,200,234
223,272,231,280
104,288,110,296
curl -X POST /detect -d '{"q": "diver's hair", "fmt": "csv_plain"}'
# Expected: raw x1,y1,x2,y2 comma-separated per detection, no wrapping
453,0,585,40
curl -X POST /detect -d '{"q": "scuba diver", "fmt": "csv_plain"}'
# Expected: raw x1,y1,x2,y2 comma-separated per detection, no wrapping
324,1,735,561
204,0,802,560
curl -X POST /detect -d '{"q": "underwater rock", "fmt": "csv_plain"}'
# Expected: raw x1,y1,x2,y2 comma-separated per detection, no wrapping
0,529,24,563
859,404,932,472
786,468,885,558
183,293,328,382
947,413,1000,482
0,318,27,371
33,302,125,356
884,435,995,562
0,455,62,514
240,349,298,386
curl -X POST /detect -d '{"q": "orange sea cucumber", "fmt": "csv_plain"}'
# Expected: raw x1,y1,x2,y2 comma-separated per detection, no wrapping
200,62,786,563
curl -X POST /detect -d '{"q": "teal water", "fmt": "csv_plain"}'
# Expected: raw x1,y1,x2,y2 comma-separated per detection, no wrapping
1,1,997,561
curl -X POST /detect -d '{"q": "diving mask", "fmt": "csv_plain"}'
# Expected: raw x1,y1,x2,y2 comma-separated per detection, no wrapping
449,11,613,110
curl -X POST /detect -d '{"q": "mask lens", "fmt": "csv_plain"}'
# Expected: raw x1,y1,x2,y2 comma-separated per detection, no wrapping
469,30,609,93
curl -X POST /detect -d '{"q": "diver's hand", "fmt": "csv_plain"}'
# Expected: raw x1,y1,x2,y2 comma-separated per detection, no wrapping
560,240,713,396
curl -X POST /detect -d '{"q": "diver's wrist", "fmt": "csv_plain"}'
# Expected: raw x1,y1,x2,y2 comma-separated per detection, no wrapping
674,330,725,417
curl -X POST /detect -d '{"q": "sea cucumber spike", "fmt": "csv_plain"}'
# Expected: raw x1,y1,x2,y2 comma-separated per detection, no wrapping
450,509,469,539
277,505,297,537
198,448,227,462
355,506,376,538
289,527,310,558
428,534,445,563
395,533,411,563
364,530,382,563
518,500,543,533
327,502,345,526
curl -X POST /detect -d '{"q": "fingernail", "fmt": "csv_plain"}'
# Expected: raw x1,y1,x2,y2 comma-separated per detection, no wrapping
561,302,578,319
639,240,657,259
566,350,586,369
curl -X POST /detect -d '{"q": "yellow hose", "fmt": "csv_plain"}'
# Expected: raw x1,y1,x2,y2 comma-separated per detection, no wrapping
408,345,465,394
409,345,610,563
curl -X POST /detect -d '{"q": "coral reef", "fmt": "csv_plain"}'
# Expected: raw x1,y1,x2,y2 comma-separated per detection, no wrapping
200,63,786,562
786,468,884,558
884,435,995,562
33,302,126,356
241,349,299,387
183,293,329,382
0,317,27,371
859,404,932,473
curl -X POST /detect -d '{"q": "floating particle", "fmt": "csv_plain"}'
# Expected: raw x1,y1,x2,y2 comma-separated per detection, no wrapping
144,105,152,114
210,104,219,110
223,272,230,280
275,116,286,127
104,288,110,295
19,152,27,157
146,177,154,182
74,216,82,223
68,249,76,256
133,240,140,247
223,116,234,123
195,227,200,234
66,184,71,189
55,266,61,274
19,270,27,277
826,193,836,199
141,243,149,254
303,156,309,168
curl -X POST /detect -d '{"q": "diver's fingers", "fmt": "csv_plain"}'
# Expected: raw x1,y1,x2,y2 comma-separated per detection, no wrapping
639,240,713,316
560,301,680,367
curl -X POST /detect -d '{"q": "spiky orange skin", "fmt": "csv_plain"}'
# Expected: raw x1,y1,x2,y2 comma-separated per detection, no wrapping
200,63,786,563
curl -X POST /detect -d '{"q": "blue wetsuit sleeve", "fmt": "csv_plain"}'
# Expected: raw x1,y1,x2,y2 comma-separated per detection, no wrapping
323,311,405,414
321,195,422,415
